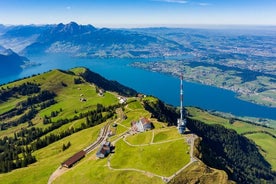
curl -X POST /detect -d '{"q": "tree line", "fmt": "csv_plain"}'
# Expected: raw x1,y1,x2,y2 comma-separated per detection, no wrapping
0,137,36,173
0,90,56,130
187,118,276,183
142,96,178,126
0,82,40,102
80,68,137,97
0,103,118,173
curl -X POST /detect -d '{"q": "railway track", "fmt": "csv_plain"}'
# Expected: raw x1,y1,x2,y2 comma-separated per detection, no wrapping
84,121,111,154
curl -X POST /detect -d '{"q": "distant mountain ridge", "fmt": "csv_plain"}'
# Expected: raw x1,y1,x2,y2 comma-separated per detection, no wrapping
0,46,28,76
13,22,189,58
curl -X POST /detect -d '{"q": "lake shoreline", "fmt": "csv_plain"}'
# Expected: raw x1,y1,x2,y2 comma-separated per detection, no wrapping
0,54,275,120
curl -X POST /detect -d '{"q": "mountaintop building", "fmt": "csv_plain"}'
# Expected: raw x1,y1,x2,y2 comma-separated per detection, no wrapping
131,117,153,132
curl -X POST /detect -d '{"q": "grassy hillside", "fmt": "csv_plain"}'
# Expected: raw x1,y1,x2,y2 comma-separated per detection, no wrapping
187,107,276,171
1,67,274,183
0,68,194,184
0,124,104,184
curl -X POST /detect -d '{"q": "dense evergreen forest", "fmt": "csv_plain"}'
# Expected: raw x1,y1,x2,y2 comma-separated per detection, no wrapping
187,118,276,184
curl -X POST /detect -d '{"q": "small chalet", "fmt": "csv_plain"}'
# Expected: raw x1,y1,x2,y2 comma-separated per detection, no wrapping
98,89,105,96
61,150,86,168
131,117,153,132
118,96,127,104
96,141,113,158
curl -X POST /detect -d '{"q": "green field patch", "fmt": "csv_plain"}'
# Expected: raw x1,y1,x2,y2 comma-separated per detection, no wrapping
70,67,86,75
126,131,153,145
0,97,27,115
112,123,128,136
127,100,143,110
0,123,28,139
245,133,276,171
111,139,190,176
153,127,182,143
187,107,229,125
187,107,276,135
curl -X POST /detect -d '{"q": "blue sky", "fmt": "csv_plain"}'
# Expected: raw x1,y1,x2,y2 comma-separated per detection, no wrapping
0,0,276,27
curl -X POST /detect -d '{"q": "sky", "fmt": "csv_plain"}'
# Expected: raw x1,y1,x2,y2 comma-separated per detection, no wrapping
0,0,276,27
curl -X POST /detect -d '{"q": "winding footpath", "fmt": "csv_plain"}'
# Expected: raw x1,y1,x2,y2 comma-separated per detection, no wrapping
48,102,197,184
107,132,198,183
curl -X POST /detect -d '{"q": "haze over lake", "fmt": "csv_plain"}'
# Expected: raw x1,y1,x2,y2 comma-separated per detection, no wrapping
1,54,275,120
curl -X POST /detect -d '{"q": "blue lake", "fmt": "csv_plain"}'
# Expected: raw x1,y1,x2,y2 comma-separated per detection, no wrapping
1,54,275,120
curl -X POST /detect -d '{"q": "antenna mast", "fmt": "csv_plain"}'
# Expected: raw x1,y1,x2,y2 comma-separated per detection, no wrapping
180,74,183,121
177,73,186,134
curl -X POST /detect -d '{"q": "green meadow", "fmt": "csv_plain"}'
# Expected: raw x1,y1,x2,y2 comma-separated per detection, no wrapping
0,68,191,183
1,67,274,184
0,124,104,184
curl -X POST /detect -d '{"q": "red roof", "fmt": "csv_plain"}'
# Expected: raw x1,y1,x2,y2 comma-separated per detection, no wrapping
62,150,86,168
140,117,150,124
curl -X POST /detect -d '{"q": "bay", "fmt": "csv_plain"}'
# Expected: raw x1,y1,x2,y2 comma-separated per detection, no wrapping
1,54,275,120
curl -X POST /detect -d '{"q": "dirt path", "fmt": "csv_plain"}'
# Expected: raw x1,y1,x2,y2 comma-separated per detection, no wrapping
107,154,165,179
47,119,115,184
107,132,197,183
165,134,197,182
123,135,185,147
47,166,69,184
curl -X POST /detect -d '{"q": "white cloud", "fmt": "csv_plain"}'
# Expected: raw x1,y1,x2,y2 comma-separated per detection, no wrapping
155,0,188,4
198,3,211,6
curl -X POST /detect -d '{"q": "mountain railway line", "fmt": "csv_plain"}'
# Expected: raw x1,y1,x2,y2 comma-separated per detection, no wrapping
48,120,113,184
84,121,111,154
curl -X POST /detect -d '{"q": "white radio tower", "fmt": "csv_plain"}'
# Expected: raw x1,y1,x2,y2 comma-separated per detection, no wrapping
177,74,186,134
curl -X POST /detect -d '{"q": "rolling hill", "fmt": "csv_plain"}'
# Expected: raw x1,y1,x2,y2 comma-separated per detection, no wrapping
0,67,275,183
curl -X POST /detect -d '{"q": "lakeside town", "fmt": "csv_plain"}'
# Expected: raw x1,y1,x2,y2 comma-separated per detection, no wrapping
132,59,276,107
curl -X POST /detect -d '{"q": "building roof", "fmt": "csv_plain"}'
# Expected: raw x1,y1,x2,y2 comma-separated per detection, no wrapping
140,117,150,124
131,117,153,132
96,142,112,158
62,150,86,168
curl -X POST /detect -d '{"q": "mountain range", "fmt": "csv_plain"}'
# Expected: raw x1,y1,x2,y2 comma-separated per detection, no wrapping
0,22,189,58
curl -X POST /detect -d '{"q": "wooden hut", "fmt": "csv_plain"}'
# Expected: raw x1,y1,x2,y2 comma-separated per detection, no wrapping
61,150,86,168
